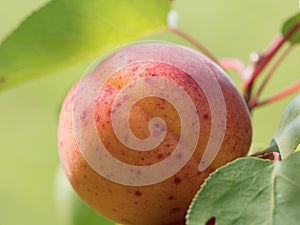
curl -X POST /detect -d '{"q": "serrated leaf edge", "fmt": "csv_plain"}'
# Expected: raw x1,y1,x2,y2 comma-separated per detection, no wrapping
185,156,266,224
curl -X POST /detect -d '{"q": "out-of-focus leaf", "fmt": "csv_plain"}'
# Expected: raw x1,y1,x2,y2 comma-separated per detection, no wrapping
272,94,300,159
296,144,300,152
281,13,300,44
187,152,300,225
0,0,170,90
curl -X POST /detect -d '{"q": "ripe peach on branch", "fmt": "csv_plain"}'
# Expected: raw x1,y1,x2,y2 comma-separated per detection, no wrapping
58,42,252,225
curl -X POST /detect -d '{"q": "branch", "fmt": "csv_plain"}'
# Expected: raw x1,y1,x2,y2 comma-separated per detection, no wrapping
218,58,246,82
248,45,293,109
254,79,300,108
168,27,219,64
243,18,300,102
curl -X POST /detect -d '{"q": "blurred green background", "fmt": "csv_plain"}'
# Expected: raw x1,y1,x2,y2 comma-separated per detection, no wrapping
0,1,299,225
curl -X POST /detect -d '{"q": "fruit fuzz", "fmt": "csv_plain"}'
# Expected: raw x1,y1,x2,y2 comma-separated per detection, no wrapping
58,42,252,225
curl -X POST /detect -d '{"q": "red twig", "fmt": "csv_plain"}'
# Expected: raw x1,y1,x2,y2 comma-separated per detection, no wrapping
243,18,300,102
243,35,285,101
273,152,280,162
254,79,300,108
218,58,247,82
249,45,293,109
259,152,281,162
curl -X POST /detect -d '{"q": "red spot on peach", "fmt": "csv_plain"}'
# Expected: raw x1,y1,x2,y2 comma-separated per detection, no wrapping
168,195,175,200
157,153,164,159
170,207,181,214
95,114,100,122
157,104,164,109
204,114,209,120
80,110,87,120
174,178,181,185
135,191,142,196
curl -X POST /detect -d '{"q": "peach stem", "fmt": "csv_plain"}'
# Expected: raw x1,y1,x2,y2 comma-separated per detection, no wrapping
168,27,219,64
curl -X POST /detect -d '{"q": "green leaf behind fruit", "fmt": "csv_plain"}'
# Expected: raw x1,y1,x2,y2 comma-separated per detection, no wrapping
0,0,170,91
272,94,300,159
281,12,300,44
187,152,300,225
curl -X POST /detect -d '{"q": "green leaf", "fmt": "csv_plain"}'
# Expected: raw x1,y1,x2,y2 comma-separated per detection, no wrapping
55,165,115,225
187,152,300,225
271,94,300,159
0,0,170,90
281,12,300,44
296,144,300,152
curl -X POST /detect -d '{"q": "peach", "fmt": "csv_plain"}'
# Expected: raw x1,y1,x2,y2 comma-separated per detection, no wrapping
58,42,252,225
